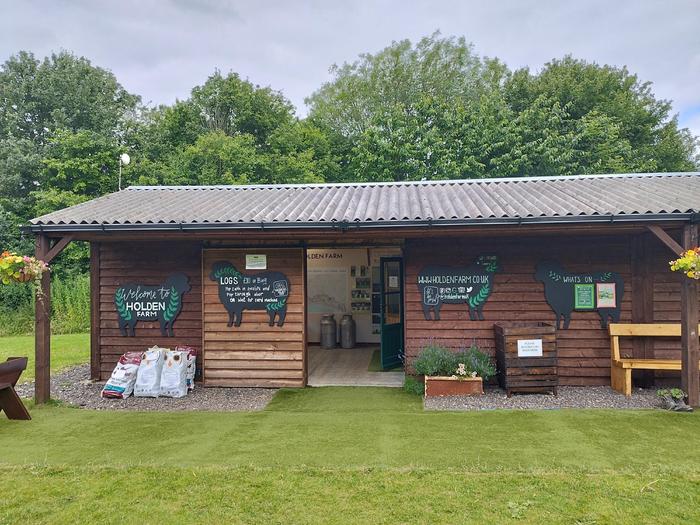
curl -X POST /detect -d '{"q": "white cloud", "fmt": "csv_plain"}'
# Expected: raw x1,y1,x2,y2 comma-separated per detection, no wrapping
0,0,698,137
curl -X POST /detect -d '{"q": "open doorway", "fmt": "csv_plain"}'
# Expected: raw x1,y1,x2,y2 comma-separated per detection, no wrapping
306,247,405,387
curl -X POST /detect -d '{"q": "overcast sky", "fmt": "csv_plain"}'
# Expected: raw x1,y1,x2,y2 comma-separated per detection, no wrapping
2,0,699,137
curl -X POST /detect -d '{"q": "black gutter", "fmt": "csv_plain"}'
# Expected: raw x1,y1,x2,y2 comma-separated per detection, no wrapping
23,212,696,234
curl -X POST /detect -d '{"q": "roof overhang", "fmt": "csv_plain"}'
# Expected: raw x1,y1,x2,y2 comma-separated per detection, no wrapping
25,212,699,235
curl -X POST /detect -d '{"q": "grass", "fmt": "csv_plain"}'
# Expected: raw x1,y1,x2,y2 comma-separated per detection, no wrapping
367,348,403,372
1,387,700,523
0,333,89,381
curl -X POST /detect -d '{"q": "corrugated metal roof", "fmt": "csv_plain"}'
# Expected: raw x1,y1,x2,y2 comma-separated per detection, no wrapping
29,172,700,231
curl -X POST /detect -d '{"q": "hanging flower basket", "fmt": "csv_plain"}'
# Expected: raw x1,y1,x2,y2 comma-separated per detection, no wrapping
0,251,50,290
670,248,700,280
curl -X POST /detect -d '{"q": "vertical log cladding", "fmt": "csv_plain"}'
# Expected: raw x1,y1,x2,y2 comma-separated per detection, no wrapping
404,235,636,386
202,248,305,388
97,242,202,380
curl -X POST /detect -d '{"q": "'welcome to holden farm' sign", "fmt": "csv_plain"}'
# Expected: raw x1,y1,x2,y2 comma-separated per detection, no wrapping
114,273,190,337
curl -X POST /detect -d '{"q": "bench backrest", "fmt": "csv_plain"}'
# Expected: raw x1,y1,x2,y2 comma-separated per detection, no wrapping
608,323,700,362
609,323,684,337
0,357,28,387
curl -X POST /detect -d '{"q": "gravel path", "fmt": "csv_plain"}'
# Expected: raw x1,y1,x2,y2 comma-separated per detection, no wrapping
16,364,277,412
425,386,661,411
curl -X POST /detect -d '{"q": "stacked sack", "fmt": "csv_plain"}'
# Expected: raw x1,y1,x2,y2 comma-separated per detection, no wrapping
159,349,188,398
134,346,166,397
102,346,198,399
101,351,142,399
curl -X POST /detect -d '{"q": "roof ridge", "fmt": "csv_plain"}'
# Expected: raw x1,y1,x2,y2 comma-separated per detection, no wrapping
126,172,700,191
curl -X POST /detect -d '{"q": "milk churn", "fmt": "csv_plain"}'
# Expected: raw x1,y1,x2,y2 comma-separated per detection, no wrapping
320,313,337,349
339,314,356,349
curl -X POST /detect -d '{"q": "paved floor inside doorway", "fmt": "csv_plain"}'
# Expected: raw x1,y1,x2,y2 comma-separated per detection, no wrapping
307,346,405,387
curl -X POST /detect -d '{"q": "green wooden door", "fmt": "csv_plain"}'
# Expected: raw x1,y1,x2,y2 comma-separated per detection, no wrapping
380,257,404,370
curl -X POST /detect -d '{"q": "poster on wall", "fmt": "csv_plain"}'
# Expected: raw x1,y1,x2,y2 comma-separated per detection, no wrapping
308,268,348,314
209,261,289,327
574,284,595,309
115,273,191,337
534,261,623,330
417,256,499,321
596,283,617,308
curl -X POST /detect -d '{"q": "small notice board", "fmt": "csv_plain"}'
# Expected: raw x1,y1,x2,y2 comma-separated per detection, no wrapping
245,254,267,270
517,339,543,357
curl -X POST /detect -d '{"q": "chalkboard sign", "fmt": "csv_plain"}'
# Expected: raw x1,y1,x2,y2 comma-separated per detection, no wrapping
534,261,623,329
209,261,289,327
417,256,499,321
574,284,595,309
115,273,190,337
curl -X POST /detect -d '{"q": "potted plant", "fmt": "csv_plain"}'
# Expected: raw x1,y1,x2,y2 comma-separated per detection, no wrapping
414,343,496,397
669,248,700,279
657,388,693,412
0,251,49,292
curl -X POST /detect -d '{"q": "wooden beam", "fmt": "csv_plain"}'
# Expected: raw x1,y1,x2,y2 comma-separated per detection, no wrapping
43,235,74,264
34,234,51,404
89,242,101,380
647,225,684,256
630,234,654,386
681,223,700,407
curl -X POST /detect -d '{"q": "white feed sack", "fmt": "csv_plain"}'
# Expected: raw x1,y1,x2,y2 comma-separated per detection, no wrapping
101,351,142,399
159,350,188,398
134,346,166,397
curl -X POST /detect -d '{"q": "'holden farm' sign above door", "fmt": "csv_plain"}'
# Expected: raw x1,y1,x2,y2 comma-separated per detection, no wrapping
210,261,290,327
417,256,500,321
115,273,191,336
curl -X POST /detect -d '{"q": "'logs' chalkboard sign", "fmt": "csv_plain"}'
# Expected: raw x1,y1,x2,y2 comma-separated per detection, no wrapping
115,273,190,337
209,261,289,327
417,256,499,321
534,261,623,329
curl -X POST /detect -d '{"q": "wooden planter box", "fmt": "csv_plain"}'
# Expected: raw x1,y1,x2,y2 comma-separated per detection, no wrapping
494,322,558,397
424,376,484,397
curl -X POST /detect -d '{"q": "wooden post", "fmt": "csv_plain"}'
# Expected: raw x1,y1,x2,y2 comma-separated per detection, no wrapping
681,223,699,407
631,234,654,386
90,242,101,380
34,234,51,404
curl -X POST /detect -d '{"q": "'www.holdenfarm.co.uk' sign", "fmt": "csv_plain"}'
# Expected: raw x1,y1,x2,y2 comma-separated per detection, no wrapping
114,273,190,337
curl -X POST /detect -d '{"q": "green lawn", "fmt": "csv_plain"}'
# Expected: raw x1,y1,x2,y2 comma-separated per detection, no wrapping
0,333,89,381
1,387,699,523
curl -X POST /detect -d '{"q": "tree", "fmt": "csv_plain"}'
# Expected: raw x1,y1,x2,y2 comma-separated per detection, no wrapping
308,35,698,181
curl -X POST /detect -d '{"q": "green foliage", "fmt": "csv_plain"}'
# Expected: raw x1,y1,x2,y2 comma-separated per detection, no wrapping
413,343,459,376
455,346,497,381
0,273,90,335
657,388,686,400
309,34,698,181
413,342,496,379
403,376,425,395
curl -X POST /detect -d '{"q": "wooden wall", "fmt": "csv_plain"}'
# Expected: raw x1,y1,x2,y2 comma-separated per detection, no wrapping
404,235,637,386
93,241,203,380
404,232,700,386
202,248,306,388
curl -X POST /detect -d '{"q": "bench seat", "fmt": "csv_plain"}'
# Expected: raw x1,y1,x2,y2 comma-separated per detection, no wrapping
609,323,700,397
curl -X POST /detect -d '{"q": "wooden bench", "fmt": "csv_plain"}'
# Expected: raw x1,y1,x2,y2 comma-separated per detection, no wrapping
609,323,700,397
0,356,31,420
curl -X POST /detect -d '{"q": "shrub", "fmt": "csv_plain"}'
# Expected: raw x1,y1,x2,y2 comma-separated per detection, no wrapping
403,376,425,395
413,342,497,380
413,344,457,376
455,345,497,382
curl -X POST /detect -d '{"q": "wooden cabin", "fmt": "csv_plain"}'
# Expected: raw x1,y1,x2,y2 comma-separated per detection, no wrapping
27,173,700,401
